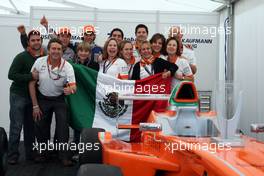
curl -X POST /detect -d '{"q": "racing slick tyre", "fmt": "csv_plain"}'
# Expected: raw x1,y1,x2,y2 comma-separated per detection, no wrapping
77,164,123,176
79,128,105,165
0,127,8,176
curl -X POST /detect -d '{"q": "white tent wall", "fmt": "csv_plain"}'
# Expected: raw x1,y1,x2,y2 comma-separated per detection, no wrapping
30,6,219,92
0,15,29,134
0,7,220,137
231,0,264,140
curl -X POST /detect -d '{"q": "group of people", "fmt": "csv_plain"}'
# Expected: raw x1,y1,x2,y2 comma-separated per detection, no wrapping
7,16,197,166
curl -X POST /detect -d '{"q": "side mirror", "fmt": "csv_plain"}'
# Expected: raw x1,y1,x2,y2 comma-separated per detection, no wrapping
139,123,162,132
250,123,264,133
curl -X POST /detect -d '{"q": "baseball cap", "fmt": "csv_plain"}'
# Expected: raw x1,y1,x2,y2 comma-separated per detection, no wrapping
83,25,95,35
58,27,71,36
27,30,41,40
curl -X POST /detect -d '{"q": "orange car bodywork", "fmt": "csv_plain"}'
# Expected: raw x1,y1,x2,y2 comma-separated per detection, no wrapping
99,111,264,176
98,81,264,176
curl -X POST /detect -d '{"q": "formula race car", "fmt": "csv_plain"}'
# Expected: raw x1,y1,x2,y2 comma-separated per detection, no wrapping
77,81,264,176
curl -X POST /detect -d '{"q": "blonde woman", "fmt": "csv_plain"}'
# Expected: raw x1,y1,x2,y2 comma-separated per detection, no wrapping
131,41,178,80
119,40,136,79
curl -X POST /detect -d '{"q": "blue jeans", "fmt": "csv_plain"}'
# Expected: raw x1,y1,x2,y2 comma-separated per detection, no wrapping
8,93,35,160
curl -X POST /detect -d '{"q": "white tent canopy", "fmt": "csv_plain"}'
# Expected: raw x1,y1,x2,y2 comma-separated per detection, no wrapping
0,0,224,15
0,0,70,15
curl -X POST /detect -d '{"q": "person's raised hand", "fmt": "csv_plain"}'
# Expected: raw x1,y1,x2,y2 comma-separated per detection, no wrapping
162,71,171,79
17,25,26,34
40,16,48,28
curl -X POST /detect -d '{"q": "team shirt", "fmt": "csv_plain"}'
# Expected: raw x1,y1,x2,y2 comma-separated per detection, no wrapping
153,52,166,61
166,56,193,87
126,56,137,80
182,45,197,65
132,41,142,63
139,64,153,79
99,58,129,79
63,47,75,61
31,56,76,97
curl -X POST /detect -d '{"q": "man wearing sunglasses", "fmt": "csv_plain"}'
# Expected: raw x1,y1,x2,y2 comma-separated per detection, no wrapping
29,38,76,166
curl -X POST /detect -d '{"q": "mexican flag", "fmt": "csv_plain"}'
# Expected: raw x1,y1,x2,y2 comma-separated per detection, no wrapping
67,63,171,141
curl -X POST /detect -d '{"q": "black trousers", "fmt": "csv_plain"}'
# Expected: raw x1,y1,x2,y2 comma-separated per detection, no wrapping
35,93,69,160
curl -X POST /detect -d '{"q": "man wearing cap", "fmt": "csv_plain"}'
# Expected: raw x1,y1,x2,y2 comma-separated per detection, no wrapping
38,17,102,62
40,17,101,62
29,38,76,166
8,30,44,164
57,27,75,61
40,16,75,61
75,24,103,63
18,17,75,61
169,26,197,74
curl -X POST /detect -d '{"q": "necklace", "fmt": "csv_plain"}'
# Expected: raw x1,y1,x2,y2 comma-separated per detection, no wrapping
47,57,66,80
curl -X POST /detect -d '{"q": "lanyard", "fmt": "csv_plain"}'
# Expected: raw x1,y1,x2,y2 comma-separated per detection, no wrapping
103,58,116,73
47,58,66,80
143,65,154,76
127,64,132,76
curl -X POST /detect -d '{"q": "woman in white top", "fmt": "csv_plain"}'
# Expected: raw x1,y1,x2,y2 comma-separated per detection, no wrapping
119,40,136,79
99,38,128,79
165,37,194,86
